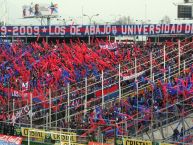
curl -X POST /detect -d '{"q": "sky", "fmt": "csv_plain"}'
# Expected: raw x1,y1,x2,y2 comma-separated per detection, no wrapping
0,0,187,25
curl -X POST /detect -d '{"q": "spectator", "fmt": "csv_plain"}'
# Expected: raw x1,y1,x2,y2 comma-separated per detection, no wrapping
173,128,179,141
180,127,184,137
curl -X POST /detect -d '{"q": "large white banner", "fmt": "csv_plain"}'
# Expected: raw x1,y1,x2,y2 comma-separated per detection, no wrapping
122,71,146,81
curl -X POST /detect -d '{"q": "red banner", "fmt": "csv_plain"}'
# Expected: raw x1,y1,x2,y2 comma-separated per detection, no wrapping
95,85,118,97
88,142,112,145
0,134,23,145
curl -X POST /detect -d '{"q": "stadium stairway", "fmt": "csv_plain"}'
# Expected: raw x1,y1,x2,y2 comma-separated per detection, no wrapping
141,109,193,142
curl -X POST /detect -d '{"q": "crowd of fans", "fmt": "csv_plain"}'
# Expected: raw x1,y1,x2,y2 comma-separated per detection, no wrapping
0,38,193,142
79,68,193,138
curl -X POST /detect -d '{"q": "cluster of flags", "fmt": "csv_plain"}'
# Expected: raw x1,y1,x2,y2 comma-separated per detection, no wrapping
0,37,192,137
82,65,193,137
0,39,140,113
0,38,157,109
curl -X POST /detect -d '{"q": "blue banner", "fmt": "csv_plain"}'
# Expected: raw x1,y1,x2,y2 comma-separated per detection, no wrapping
1,24,193,36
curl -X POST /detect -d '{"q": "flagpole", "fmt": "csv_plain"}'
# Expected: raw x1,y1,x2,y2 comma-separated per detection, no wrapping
13,98,15,126
102,70,104,109
30,93,32,128
153,73,155,83
150,51,153,81
65,85,68,123
8,81,10,118
46,37,48,43
151,75,154,141
136,81,138,137
178,40,181,75
28,129,30,145
49,88,51,129
153,73,155,140
60,128,62,145
183,60,186,72
88,36,91,45
46,113,48,130
118,64,121,99
169,66,171,83
125,119,127,135
163,45,166,82
166,81,169,138
182,84,185,145
135,57,137,81
68,134,71,145
67,83,70,128
56,105,57,128
84,77,88,116
108,35,110,41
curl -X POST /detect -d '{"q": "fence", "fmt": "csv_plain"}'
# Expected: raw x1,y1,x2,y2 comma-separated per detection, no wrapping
1,36,193,142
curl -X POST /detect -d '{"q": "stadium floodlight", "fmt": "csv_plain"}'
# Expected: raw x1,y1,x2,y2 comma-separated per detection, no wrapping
83,13,99,44
83,13,100,25
57,18,73,25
